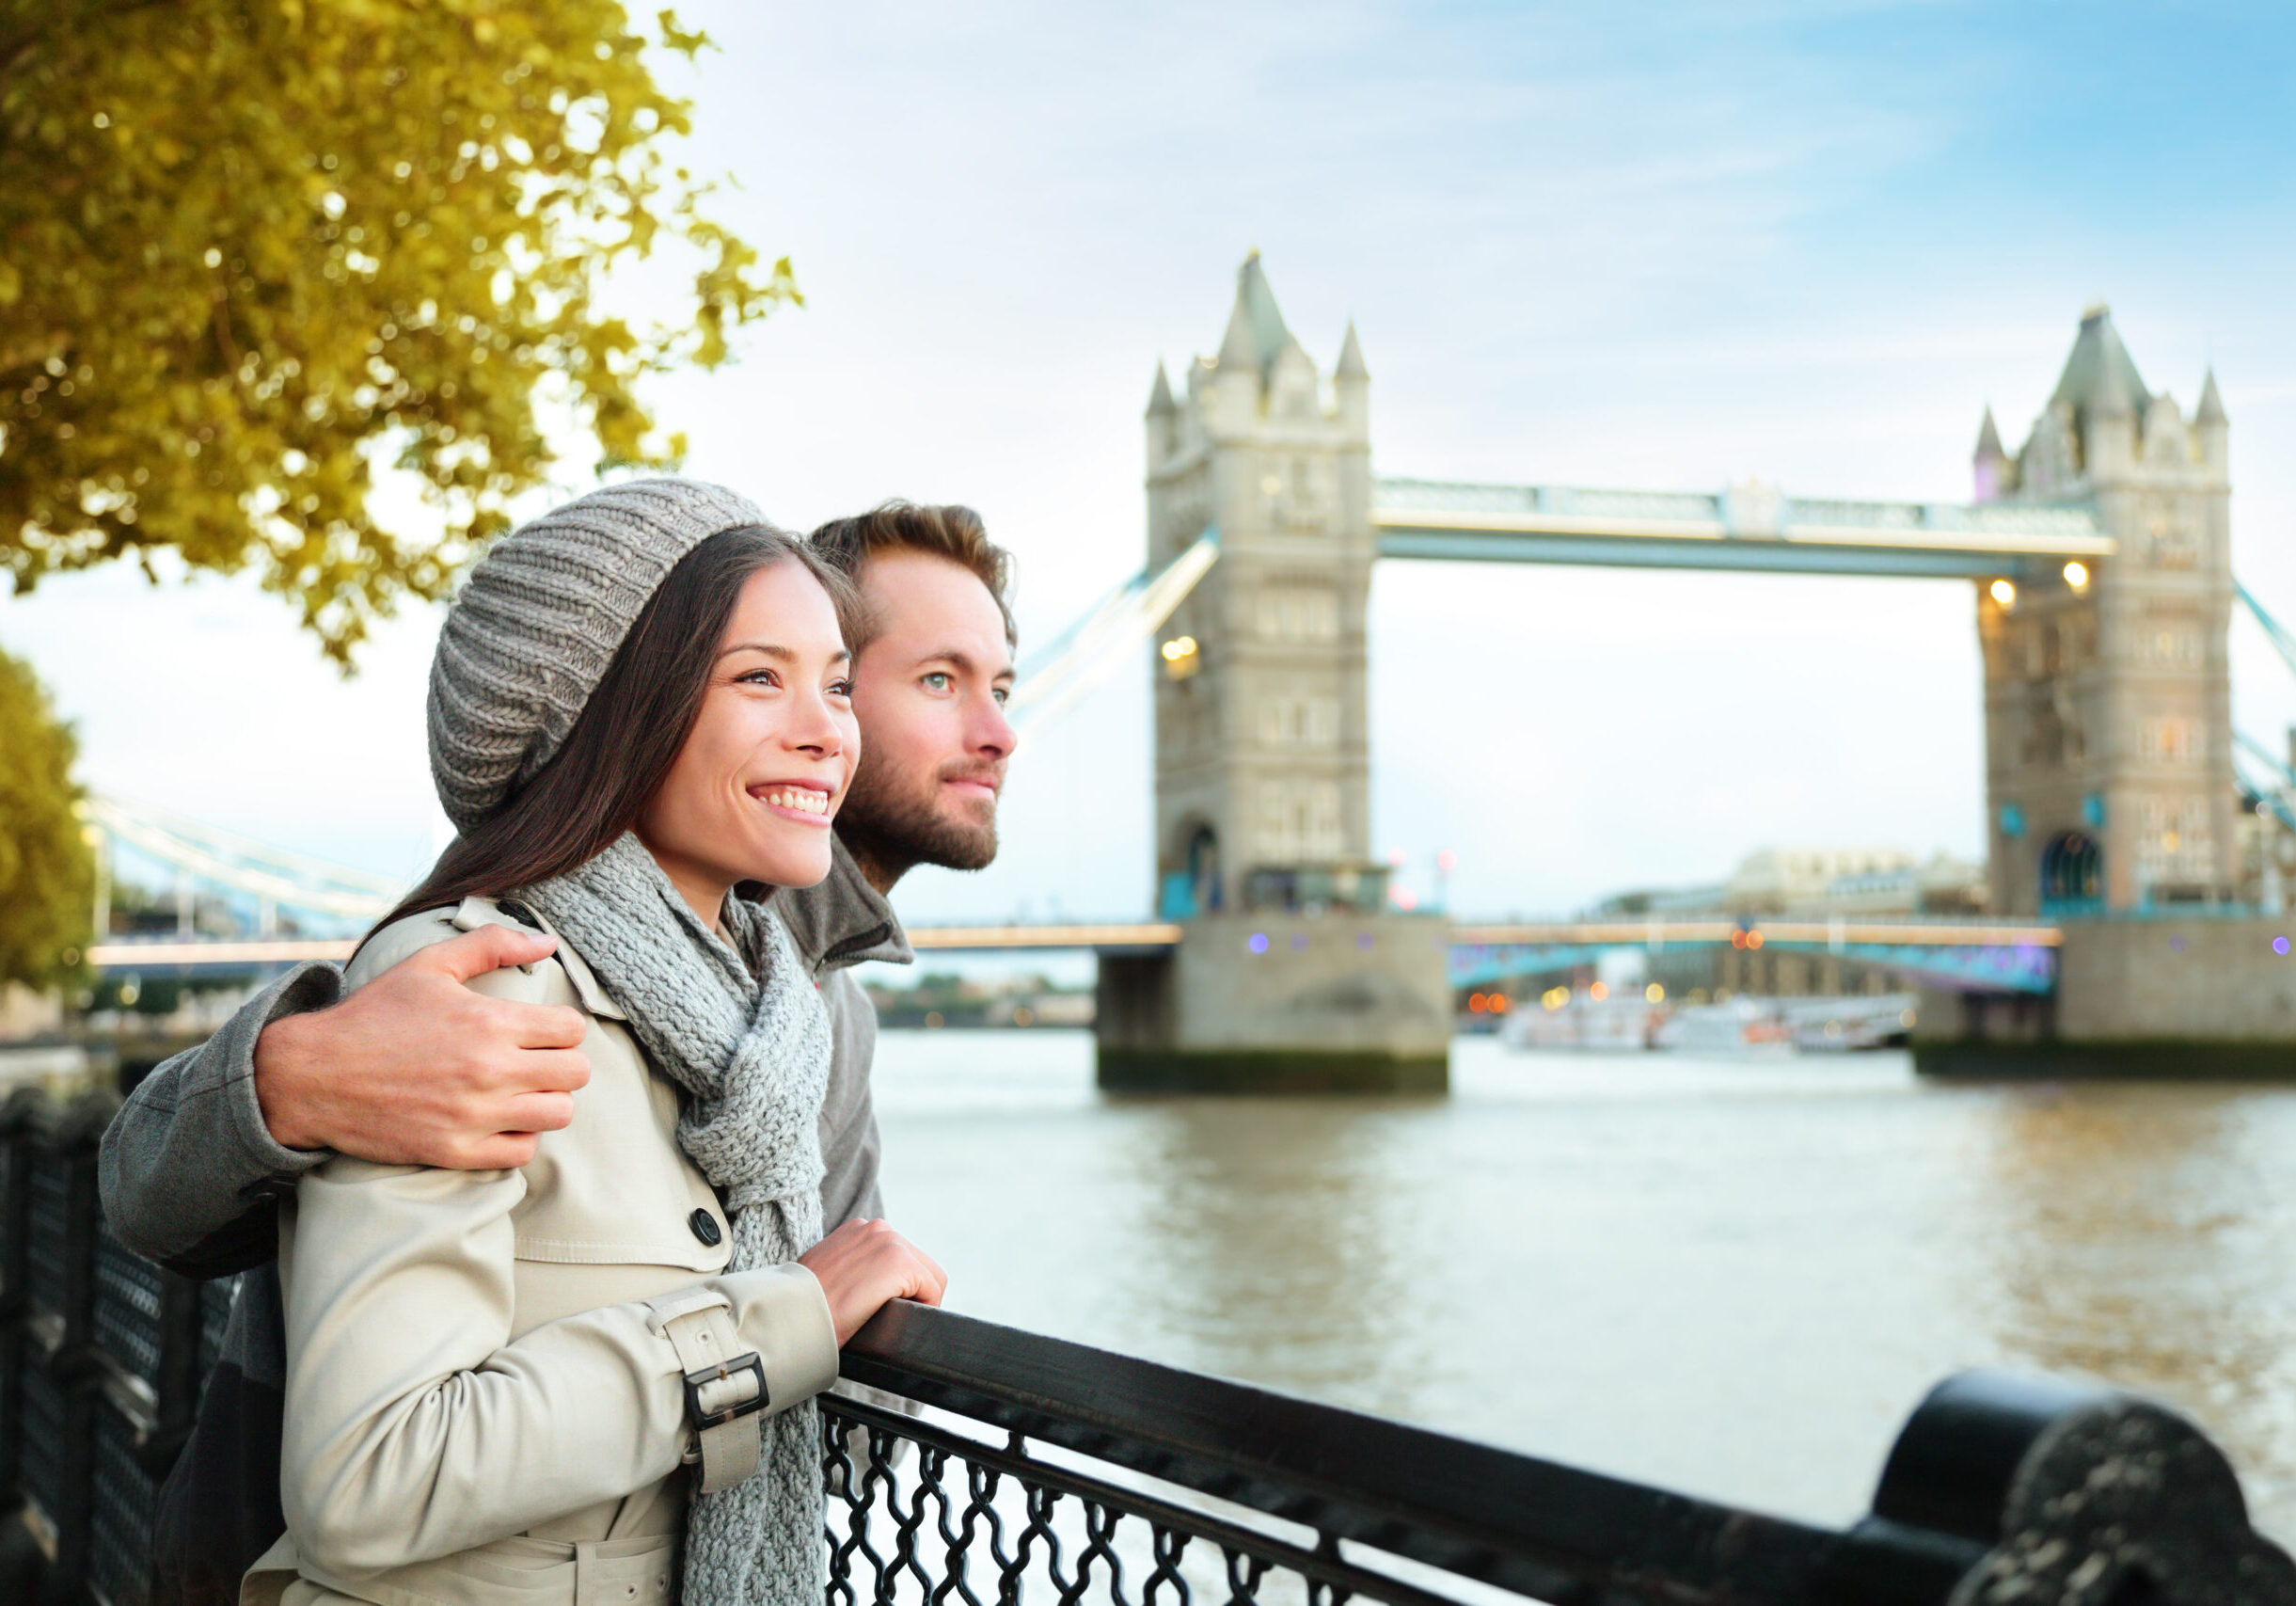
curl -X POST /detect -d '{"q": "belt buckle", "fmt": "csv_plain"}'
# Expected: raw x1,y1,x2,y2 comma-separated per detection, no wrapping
684,1351,768,1430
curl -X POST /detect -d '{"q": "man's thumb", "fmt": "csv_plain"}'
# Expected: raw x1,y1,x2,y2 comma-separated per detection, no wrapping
419,923,559,983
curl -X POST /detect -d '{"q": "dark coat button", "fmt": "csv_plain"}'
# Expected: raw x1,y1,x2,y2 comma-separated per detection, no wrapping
689,1208,723,1247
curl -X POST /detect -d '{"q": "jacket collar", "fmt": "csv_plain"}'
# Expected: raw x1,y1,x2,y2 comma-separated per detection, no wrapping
757,835,913,976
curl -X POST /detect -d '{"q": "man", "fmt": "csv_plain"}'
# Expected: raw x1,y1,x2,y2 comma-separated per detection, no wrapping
98,500,1020,1605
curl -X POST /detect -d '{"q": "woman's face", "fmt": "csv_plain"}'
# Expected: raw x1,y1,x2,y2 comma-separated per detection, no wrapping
637,559,859,920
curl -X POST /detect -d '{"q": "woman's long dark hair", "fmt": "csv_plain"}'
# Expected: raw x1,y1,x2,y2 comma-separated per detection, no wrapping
373,524,865,937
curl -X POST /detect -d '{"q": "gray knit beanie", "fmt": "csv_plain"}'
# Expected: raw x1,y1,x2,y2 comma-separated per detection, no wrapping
427,476,769,831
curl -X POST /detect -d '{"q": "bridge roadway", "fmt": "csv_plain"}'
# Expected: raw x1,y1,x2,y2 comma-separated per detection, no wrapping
1371,477,2113,580
86,915,2063,996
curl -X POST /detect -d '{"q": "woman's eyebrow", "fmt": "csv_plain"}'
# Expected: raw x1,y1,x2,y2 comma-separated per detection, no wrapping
719,642,852,666
719,641,793,661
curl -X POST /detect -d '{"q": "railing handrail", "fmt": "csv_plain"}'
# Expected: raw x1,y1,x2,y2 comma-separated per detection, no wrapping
841,1301,2296,1606
841,1303,1956,1604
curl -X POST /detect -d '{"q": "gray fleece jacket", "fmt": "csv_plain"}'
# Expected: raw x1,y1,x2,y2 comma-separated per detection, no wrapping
97,838,909,1606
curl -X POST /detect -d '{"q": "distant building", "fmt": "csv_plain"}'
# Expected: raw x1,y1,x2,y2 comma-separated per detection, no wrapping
1592,846,1987,919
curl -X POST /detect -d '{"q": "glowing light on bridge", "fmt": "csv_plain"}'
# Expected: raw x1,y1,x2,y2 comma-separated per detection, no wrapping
2063,561,2090,589
1989,579,2018,609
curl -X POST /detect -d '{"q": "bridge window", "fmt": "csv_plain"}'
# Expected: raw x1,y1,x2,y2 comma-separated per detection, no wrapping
2138,799,2214,886
2140,718,2201,763
1256,587,1339,644
1256,781,1343,863
1259,695,1339,746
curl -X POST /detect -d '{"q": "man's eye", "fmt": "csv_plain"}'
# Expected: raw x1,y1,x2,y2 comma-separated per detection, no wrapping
922,673,953,692
991,686,1010,706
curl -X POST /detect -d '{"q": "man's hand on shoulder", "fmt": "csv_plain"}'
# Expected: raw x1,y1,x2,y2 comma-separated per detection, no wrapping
253,925,593,1170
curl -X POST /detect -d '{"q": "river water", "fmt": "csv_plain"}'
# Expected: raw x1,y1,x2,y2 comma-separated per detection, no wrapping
869,1029,2296,1543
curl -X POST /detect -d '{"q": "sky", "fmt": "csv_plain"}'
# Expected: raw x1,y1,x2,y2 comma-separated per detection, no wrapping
8,0,2296,926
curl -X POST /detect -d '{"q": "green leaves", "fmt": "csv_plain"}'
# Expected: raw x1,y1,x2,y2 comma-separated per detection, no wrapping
0,648,90,990
0,0,797,664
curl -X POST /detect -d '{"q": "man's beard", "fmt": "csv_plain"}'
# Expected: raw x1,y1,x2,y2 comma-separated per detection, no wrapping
836,749,1000,881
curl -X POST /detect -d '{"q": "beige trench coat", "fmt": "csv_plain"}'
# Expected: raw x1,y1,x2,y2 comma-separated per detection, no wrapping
243,897,841,1606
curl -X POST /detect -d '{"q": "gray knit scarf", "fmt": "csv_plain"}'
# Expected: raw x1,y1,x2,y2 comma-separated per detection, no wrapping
522,831,831,1606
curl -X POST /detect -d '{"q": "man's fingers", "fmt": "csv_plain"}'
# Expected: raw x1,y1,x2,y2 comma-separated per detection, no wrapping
502,1001,589,1052
415,923,559,984
506,1048,591,1093
500,1092,578,1134
464,1133,542,1170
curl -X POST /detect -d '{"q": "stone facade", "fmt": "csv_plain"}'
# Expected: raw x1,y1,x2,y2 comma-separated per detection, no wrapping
1144,253,1374,915
1978,308,2234,914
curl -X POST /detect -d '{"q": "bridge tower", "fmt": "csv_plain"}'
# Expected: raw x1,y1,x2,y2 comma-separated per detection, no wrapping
1144,251,1375,914
1978,307,2235,914
1096,254,1449,1090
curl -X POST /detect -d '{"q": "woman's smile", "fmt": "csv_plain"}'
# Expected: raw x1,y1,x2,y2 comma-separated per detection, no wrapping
750,781,834,823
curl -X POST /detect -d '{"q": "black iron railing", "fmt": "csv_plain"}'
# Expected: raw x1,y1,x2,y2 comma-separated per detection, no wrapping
1,1082,2290,1604
824,1302,2295,1606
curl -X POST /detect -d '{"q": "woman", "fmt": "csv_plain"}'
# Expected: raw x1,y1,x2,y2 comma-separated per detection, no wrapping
247,479,946,1606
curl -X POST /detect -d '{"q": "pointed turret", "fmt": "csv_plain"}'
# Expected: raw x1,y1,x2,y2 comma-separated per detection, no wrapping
1215,294,1259,374
1333,319,1369,439
2196,367,2226,425
2050,304,2149,424
2047,304,2146,478
1211,249,1306,381
1145,360,1178,466
1972,405,2010,502
2194,365,2228,478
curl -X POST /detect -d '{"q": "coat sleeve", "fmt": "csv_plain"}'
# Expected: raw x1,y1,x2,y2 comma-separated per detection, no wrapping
277,934,841,1578
97,962,343,1276
815,967,886,1228
278,1159,838,1576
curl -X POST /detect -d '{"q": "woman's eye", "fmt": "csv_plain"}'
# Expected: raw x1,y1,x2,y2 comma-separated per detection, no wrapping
828,678,854,698
736,668,781,689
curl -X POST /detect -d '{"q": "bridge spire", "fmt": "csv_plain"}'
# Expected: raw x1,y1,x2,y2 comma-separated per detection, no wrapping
1335,320,1368,381
2195,366,2226,425
1215,249,1304,380
1146,360,1176,416
2051,304,2146,426
1972,405,2009,501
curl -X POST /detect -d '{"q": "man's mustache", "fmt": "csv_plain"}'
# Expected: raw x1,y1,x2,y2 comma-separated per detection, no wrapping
937,763,1005,795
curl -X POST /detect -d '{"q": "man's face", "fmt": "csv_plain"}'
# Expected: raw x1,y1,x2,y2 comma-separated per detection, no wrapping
838,549,1019,879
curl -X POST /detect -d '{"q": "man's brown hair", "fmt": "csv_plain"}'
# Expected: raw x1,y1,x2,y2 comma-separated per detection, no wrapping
809,501,1017,647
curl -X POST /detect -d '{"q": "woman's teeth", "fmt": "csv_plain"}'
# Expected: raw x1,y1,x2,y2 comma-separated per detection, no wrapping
760,787,829,816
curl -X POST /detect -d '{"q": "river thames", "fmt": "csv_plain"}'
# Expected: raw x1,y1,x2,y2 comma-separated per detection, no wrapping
869,1029,2296,1543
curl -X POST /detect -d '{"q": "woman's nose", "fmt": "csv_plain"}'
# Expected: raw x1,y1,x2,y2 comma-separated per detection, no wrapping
785,686,845,755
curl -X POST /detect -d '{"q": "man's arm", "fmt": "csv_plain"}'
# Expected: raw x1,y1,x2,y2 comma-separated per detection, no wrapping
98,924,592,1278
99,962,343,1277
816,966,886,1227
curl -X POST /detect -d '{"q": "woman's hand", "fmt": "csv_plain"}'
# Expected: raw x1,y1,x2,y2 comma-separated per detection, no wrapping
799,1217,948,1344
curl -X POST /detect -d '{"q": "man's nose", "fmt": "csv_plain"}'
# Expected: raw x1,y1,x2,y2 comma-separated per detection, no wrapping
974,695,1018,760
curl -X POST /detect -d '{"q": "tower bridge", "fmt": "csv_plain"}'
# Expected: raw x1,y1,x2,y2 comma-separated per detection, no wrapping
1101,253,2271,1087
